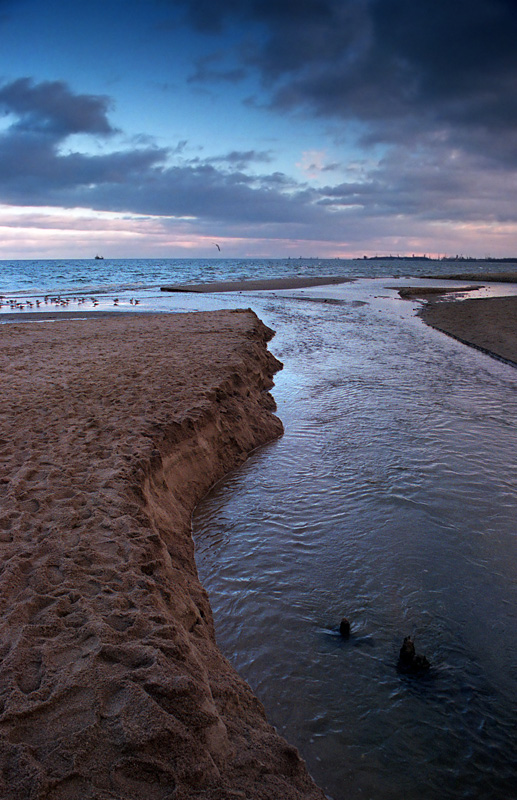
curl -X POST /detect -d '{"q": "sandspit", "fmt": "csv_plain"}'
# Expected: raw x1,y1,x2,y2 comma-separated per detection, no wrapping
396,285,481,299
420,295,517,366
425,271,517,283
0,311,326,800
160,276,352,293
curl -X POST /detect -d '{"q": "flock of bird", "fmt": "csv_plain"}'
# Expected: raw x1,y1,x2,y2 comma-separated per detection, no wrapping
0,295,140,311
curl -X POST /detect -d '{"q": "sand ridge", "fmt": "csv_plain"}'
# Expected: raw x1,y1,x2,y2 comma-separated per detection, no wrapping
0,310,326,800
420,295,517,366
160,276,352,293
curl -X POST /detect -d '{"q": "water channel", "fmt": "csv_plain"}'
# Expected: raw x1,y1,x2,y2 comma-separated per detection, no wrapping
193,280,517,800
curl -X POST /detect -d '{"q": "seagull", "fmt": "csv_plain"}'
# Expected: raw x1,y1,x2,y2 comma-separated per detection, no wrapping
213,243,221,252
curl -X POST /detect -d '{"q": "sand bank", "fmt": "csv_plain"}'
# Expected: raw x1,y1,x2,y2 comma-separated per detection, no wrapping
0,311,326,800
396,285,481,299
420,295,517,366
425,271,517,283
161,276,352,293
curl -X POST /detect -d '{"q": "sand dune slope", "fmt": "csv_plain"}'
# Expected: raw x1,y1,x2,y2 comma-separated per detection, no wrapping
0,311,326,800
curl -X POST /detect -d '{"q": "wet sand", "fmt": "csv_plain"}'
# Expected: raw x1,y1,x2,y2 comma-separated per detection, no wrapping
420,295,517,366
425,271,517,283
161,275,352,293
396,285,481,299
0,311,326,800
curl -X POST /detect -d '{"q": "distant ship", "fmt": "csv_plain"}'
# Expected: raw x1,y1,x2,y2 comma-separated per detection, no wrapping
94,255,104,260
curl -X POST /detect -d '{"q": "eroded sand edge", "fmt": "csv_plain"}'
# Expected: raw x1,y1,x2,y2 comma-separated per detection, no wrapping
0,310,326,800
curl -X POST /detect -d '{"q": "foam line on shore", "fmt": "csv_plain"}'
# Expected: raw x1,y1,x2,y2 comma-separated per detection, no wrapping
0,311,326,800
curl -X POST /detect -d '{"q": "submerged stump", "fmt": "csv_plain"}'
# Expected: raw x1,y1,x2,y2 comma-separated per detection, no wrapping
398,636,430,674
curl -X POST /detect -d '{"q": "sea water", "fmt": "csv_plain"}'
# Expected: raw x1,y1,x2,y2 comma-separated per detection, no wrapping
1,256,516,307
193,280,517,800
1,259,516,799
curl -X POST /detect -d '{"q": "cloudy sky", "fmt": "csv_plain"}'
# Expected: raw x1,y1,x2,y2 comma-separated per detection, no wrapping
0,0,516,258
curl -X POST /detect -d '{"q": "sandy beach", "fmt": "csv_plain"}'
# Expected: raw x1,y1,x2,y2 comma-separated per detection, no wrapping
420,295,517,366
0,311,326,800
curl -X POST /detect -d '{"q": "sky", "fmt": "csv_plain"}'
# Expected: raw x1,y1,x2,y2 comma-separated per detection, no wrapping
0,0,516,259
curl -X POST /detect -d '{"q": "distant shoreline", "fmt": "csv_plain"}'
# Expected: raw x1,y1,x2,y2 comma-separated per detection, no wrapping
358,256,517,262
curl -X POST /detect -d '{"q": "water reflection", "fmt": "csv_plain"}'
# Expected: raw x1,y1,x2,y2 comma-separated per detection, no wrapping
194,282,517,800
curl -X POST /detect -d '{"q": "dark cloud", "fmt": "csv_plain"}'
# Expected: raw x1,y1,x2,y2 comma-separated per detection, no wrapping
0,77,323,231
316,143,517,225
0,131,168,203
0,78,115,136
176,0,517,159
203,149,274,169
0,78,165,203
2,72,516,250
170,0,517,250
89,163,319,226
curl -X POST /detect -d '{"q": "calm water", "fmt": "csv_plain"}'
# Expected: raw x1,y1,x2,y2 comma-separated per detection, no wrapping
193,281,517,800
1,260,516,798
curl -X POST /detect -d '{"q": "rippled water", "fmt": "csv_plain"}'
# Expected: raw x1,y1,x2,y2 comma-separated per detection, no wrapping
2,255,516,301
193,283,517,800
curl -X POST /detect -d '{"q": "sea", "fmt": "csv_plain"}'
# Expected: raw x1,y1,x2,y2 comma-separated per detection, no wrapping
1,258,517,800
1,256,516,311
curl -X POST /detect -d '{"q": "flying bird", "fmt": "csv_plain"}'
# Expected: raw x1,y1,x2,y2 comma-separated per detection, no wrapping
213,242,221,251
